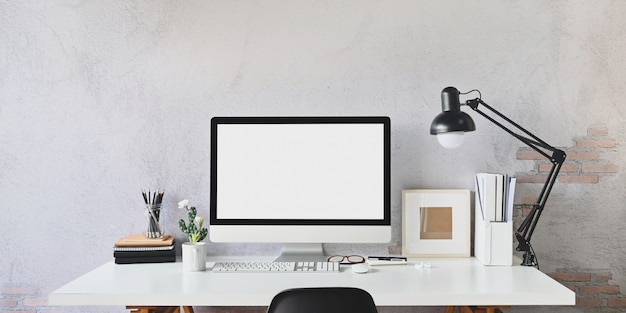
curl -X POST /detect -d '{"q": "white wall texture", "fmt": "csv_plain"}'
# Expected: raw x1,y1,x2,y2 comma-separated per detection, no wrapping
1,1,626,312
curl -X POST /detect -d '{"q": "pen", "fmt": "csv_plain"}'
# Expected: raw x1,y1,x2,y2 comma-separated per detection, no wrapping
369,256,407,261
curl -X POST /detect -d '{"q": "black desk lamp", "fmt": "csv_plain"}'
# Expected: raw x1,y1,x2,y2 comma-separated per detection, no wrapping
429,86,566,267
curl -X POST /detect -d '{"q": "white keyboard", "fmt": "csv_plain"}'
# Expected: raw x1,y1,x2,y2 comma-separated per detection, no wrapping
211,261,340,273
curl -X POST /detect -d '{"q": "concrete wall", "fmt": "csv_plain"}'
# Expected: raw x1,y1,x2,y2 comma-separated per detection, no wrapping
1,1,625,312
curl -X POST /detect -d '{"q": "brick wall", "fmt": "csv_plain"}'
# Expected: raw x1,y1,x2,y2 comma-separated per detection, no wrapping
0,286,60,313
515,125,618,185
516,125,623,312
513,124,619,225
549,269,626,313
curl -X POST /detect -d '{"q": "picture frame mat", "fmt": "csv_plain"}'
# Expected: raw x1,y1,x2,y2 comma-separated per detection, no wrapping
402,189,471,258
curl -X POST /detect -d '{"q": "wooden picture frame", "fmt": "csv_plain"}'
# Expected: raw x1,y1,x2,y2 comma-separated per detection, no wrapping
402,189,471,257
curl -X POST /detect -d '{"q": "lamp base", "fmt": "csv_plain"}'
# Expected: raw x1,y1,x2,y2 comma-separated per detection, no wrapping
521,251,536,267
516,233,537,267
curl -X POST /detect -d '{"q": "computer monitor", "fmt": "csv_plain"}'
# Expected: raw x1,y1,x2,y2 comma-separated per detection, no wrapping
209,116,391,261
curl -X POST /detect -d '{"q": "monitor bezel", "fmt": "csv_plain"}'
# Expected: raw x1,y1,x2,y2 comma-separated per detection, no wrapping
209,116,391,227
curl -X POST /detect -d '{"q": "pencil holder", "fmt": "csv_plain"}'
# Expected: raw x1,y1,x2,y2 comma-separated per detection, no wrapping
145,203,163,238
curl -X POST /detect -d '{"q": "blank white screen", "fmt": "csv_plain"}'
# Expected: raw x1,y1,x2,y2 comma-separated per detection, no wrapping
216,123,385,220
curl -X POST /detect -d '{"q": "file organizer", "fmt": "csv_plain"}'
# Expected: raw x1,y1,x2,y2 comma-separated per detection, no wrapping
474,209,513,265
474,177,513,266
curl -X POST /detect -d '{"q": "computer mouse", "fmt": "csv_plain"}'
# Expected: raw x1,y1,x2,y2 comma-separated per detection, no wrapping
352,262,369,274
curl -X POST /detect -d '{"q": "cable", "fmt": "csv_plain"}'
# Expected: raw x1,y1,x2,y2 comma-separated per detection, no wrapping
460,89,482,100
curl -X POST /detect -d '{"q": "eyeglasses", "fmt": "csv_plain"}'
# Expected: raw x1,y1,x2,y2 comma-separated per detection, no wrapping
327,255,365,264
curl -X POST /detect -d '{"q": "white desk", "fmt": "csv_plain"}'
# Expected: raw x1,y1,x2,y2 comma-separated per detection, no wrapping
49,257,574,308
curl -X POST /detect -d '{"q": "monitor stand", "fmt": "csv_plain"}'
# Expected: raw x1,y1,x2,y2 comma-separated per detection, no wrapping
274,243,326,262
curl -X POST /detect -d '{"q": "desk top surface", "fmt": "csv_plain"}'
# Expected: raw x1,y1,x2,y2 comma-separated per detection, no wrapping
49,257,575,307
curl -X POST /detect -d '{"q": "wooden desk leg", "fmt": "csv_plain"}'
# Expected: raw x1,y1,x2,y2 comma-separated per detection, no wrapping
444,306,457,313
126,306,185,313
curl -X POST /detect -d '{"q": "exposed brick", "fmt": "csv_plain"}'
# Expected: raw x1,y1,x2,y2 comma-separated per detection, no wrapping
582,164,620,173
576,139,616,148
518,208,531,219
577,298,603,307
0,299,18,306
0,287,37,295
516,175,548,183
565,151,600,161
521,197,536,205
23,297,47,306
539,163,578,172
560,175,599,184
608,297,626,307
579,285,620,295
516,150,545,160
588,127,609,137
595,272,613,282
550,272,591,282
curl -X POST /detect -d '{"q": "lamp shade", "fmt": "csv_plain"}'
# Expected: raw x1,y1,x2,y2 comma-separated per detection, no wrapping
429,87,476,135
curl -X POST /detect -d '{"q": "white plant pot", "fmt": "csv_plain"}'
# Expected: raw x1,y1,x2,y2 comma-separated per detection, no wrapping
182,242,206,272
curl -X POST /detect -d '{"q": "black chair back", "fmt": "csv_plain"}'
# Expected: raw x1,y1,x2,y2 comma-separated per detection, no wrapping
266,287,378,313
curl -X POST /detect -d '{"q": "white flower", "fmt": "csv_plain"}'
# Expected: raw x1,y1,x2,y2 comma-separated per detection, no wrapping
194,216,204,228
178,199,189,210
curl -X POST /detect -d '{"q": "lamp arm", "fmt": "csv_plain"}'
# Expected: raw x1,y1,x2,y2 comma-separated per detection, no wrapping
466,98,566,267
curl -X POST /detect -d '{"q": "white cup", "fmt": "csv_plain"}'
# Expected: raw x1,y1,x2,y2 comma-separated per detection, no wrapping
182,242,206,271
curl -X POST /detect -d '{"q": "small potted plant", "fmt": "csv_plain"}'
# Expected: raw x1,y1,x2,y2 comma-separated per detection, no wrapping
178,199,208,271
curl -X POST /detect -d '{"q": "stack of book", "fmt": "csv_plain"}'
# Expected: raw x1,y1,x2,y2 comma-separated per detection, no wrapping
113,234,175,264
